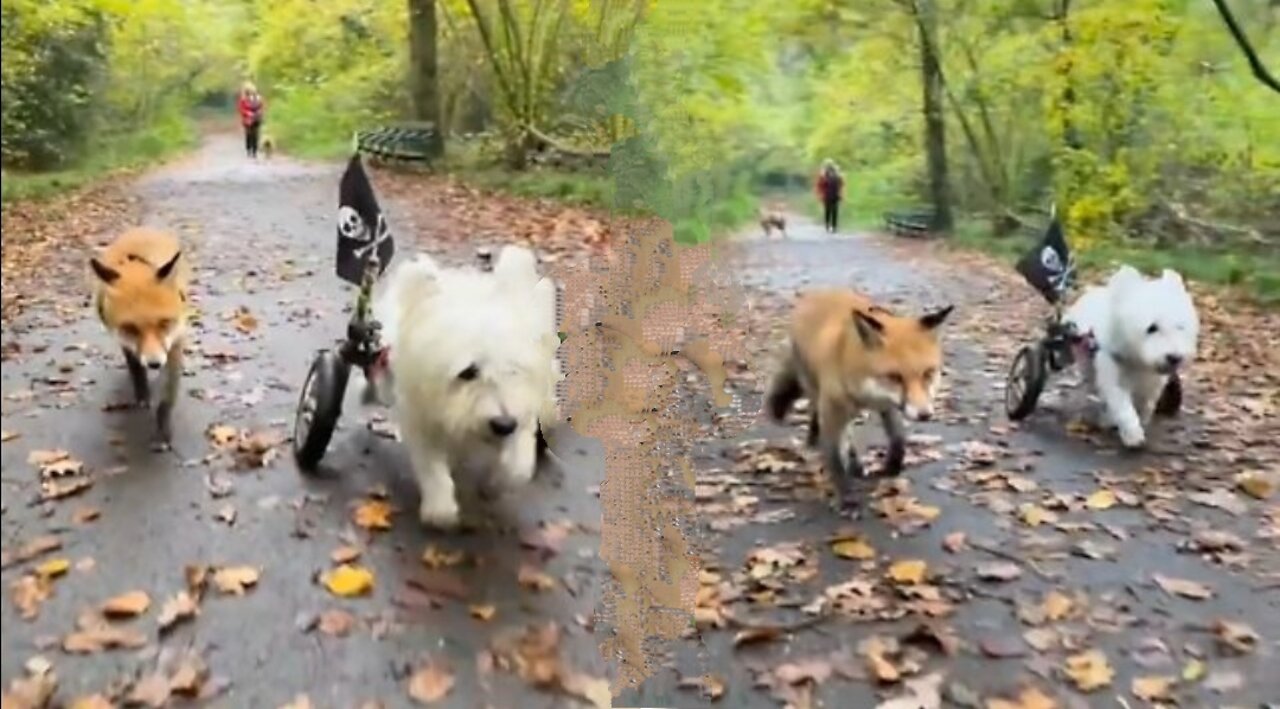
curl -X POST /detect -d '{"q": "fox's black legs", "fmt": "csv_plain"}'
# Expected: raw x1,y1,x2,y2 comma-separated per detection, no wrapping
880,409,906,476
155,342,183,445
123,348,150,405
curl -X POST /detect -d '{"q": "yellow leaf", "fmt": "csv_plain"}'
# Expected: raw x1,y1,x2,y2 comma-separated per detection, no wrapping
1020,504,1057,527
831,538,876,561
469,604,496,621
888,559,927,585
1131,675,1175,701
324,564,374,597
1064,649,1113,692
36,558,71,579
1237,472,1274,500
1181,659,1205,681
213,566,261,595
353,500,393,530
986,686,1058,709
1085,489,1116,510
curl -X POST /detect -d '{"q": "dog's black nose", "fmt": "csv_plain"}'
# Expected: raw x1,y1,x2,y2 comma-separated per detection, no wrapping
1165,354,1183,368
489,416,517,437
146,360,162,371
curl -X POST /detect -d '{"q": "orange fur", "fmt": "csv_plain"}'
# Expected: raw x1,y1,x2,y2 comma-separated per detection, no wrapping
766,288,953,507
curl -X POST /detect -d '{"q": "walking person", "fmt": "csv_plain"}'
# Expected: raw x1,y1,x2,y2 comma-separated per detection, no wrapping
238,82,265,159
815,159,845,234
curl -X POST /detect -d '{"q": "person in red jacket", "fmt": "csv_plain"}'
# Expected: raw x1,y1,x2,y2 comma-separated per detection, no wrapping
815,159,845,234
237,82,265,159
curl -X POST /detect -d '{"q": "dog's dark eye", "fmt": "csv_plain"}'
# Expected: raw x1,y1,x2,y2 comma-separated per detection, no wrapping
457,364,479,381
1146,323,1160,334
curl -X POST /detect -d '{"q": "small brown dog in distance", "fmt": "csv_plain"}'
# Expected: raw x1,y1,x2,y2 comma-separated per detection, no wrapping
760,208,787,239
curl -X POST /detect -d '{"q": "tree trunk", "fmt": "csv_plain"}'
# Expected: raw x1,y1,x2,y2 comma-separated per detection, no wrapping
408,0,445,158
916,0,953,232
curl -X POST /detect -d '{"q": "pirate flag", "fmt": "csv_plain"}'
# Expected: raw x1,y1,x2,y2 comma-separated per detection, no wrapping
1016,210,1073,304
336,153,395,285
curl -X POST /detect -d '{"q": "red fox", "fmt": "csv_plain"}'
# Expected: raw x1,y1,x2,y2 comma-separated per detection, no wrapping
89,228,191,445
765,289,953,510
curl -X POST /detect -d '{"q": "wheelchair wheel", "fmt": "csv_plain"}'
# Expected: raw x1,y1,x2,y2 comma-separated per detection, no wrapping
293,350,351,472
1154,371,1183,417
1005,345,1048,420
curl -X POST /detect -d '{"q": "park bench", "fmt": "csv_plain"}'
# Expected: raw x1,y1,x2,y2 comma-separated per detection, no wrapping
883,209,936,238
355,125,438,164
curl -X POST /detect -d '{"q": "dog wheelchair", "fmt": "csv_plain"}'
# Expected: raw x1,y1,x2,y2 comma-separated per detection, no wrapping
1003,210,1182,421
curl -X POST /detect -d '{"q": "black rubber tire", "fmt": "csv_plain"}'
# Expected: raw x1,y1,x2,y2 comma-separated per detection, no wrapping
1154,371,1183,417
293,350,350,472
1006,345,1048,420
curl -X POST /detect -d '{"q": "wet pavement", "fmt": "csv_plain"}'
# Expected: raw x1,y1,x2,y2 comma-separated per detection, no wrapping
618,222,1280,707
2,134,608,706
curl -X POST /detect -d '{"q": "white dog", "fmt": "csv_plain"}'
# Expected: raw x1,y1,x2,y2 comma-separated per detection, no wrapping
373,245,561,529
1064,265,1198,448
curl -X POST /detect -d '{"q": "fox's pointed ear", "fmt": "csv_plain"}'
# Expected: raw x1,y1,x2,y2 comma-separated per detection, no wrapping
852,310,885,348
919,304,954,330
155,251,181,281
91,258,120,285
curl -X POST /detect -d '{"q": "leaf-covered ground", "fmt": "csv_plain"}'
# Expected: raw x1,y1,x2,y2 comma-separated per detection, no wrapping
1,133,620,707
619,224,1280,708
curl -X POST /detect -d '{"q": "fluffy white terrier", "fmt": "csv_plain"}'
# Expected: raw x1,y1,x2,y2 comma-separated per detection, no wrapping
1064,265,1198,449
373,245,560,529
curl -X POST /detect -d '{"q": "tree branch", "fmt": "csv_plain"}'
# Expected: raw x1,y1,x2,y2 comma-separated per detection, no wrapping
1210,0,1280,94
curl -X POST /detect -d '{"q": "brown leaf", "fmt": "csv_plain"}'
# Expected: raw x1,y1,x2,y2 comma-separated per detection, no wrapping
1063,649,1113,691
12,575,52,620
1041,591,1074,622
2,535,61,569
678,674,726,701
72,507,101,525
560,671,612,709
861,636,901,683
1213,619,1258,654
1236,471,1274,500
63,616,147,654
101,590,150,618
942,532,967,553
986,686,1058,709
157,591,199,633
517,564,557,592
875,672,943,709
1153,574,1213,600
27,449,70,466
420,545,465,569
732,626,783,648
318,609,356,637
2,657,57,709
168,652,209,696
330,546,362,564
212,566,260,595
67,694,114,709
407,660,455,704
469,604,497,622
831,537,876,560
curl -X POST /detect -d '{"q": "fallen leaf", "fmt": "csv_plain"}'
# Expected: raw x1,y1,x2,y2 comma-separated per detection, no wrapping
832,537,876,561
12,575,51,620
102,590,150,618
517,564,557,592
278,695,313,709
678,674,726,701
1188,488,1246,516
318,609,356,637
353,499,393,530
1042,591,1073,622
420,545,465,569
1,429,17,442
861,636,901,683
1213,619,1258,654
323,564,374,597
35,558,70,579
1085,489,1116,510
976,562,1022,582
3,658,57,709
1153,574,1213,600
1063,649,1113,692
215,505,236,525
888,560,927,585
212,566,260,595
1131,675,1175,701
1181,659,1206,681
876,672,943,709
206,425,239,447
68,694,114,709
469,604,497,622
72,507,100,525
985,686,1058,709
63,617,147,654
157,591,199,633
168,652,209,696
27,449,70,466
942,532,967,553
1236,471,1274,500
407,660,455,704
330,546,362,564
2,535,62,569
732,626,783,648
1020,504,1057,527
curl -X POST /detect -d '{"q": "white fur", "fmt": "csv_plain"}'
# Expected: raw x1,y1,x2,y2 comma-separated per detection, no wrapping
1064,265,1199,448
374,246,561,529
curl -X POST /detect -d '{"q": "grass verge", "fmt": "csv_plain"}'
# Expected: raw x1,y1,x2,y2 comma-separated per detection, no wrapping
2,115,197,204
